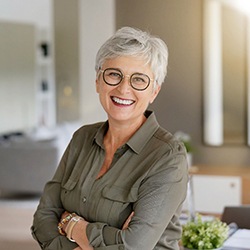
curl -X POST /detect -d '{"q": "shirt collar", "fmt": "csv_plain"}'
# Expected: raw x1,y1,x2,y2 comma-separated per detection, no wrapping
94,122,108,149
94,110,160,154
127,110,159,154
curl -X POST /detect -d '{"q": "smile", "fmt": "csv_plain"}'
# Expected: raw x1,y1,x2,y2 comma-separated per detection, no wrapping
111,96,135,106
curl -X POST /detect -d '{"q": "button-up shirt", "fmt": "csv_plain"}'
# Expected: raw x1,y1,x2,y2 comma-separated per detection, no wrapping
31,111,188,250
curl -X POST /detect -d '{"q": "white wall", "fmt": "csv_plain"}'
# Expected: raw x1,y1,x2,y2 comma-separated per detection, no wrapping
0,22,36,134
0,0,55,133
79,0,115,124
0,0,52,28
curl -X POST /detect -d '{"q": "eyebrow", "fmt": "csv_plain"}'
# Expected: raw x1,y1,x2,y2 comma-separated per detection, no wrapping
104,67,151,77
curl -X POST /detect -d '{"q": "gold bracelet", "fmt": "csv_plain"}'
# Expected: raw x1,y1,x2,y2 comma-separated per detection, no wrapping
58,213,76,236
58,222,66,236
66,216,82,242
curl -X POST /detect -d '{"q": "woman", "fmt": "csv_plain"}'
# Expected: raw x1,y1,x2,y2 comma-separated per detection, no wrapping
31,26,188,250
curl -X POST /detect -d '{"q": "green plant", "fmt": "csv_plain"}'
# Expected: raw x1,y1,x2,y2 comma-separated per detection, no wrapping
182,214,229,249
174,131,193,153
183,140,193,153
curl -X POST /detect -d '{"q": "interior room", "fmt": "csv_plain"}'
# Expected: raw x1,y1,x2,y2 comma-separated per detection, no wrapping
0,0,250,249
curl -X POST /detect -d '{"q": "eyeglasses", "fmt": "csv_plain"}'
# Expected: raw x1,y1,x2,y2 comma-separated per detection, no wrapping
100,68,153,91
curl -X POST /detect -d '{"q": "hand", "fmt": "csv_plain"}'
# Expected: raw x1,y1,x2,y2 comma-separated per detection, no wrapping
122,211,134,230
73,247,83,250
71,219,93,250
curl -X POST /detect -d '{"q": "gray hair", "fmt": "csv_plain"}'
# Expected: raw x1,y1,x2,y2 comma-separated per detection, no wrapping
95,27,169,87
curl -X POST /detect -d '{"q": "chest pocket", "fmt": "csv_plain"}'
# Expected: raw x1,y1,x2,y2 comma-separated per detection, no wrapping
100,185,138,228
102,185,138,202
60,178,78,211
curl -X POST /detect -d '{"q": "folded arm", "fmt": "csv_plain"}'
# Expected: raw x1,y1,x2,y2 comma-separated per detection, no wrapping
32,142,188,249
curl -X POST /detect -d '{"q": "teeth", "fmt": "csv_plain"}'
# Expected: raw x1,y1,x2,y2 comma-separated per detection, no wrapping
112,97,134,105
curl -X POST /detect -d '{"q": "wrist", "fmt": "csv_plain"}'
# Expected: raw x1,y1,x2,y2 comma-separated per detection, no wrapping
72,219,91,248
65,215,83,242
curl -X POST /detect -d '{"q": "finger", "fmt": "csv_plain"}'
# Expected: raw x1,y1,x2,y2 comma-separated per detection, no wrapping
122,211,134,230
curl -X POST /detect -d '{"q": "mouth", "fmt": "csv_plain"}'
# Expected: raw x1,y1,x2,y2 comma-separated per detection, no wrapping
111,96,135,106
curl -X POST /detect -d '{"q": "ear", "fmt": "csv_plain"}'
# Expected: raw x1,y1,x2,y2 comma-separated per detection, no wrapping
149,84,161,104
96,72,101,93
96,78,100,93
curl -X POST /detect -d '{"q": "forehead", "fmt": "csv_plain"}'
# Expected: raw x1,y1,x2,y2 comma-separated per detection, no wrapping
102,56,152,75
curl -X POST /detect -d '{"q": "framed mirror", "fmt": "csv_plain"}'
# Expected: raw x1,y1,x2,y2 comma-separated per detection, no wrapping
203,0,250,146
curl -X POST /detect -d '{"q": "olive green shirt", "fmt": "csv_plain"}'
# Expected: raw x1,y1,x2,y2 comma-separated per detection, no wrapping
31,111,188,250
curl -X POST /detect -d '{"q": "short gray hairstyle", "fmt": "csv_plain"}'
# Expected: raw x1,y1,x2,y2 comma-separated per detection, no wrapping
95,27,169,87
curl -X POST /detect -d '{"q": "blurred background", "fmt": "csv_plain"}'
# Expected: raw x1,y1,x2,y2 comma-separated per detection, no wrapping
0,0,250,249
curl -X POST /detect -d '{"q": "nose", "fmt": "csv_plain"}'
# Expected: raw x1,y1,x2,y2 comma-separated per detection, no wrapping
117,75,132,92
122,75,131,83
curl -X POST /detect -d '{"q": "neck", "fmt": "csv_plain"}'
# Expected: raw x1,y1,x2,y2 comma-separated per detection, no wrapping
104,115,146,150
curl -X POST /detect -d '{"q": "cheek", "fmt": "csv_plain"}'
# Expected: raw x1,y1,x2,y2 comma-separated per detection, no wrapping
149,86,160,103
96,83,112,103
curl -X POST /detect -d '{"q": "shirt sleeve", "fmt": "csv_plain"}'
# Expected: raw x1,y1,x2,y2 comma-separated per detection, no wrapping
86,142,188,250
32,132,188,250
31,144,79,250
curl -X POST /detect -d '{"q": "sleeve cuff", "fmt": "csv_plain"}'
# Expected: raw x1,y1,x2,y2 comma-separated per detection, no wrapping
86,222,123,247
86,222,108,247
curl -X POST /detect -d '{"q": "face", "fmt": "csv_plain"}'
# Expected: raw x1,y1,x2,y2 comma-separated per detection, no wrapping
96,56,161,125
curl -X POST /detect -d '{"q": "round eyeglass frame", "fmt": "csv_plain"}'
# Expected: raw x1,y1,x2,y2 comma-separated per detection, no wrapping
100,68,153,91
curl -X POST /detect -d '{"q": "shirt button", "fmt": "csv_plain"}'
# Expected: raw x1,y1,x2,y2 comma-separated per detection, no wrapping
82,197,87,203
118,246,124,250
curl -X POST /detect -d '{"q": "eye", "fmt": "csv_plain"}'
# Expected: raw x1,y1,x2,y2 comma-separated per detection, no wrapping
132,74,148,84
133,77,146,83
105,69,122,80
